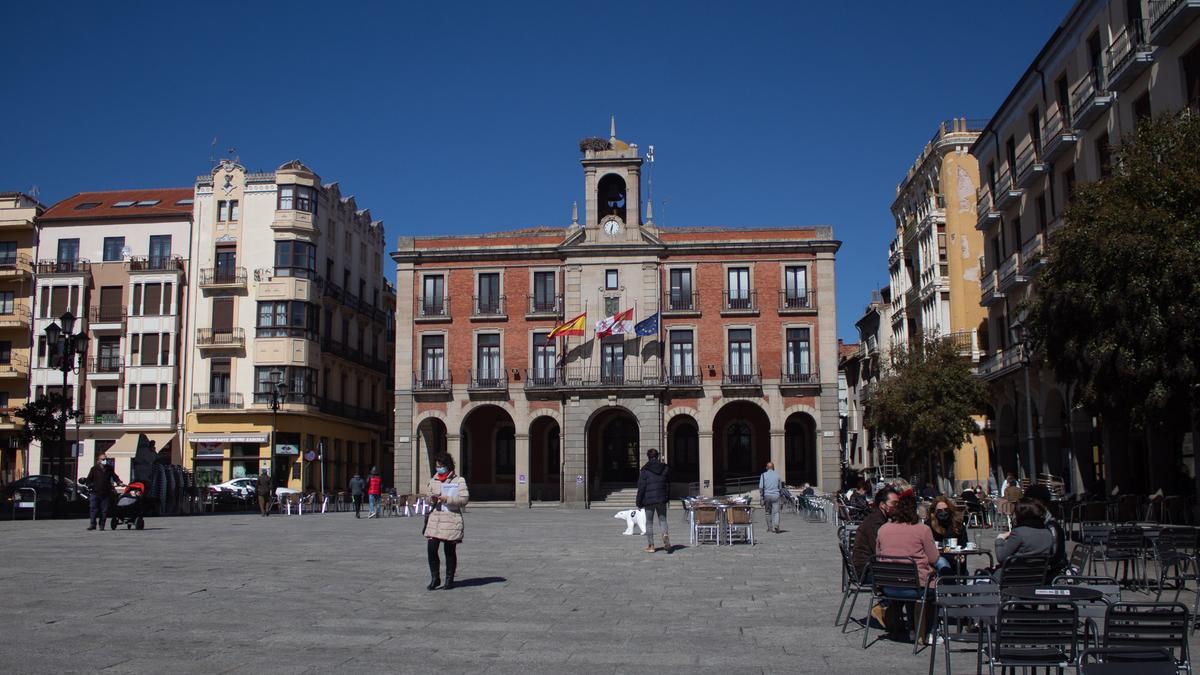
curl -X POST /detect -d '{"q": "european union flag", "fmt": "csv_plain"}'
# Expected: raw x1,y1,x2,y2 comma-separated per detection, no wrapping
634,312,659,337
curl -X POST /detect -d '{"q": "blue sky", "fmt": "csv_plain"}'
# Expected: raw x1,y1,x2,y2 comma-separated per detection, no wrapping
1,1,1070,339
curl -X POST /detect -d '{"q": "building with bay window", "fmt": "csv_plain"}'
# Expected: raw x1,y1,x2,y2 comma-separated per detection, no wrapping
182,160,394,490
30,188,193,482
0,192,41,485
394,128,841,506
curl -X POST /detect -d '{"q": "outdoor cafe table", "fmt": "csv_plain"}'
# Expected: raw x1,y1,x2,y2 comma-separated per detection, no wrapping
1001,585,1104,602
940,547,994,573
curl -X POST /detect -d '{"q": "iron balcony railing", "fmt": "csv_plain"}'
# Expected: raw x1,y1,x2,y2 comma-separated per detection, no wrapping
192,392,244,410
1070,70,1107,119
561,365,664,387
89,305,126,324
1108,19,1150,76
196,328,245,348
415,294,448,314
472,295,506,317
723,290,757,311
778,290,815,311
413,371,451,391
89,355,123,374
526,294,562,315
663,290,699,313
523,368,562,389
37,259,91,276
199,267,247,287
323,280,343,302
665,372,703,387
468,369,508,390
780,369,819,386
126,255,184,272
84,413,123,425
722,365,761,387
318,399,387,425
251,391,318,406
1014,136,1043,183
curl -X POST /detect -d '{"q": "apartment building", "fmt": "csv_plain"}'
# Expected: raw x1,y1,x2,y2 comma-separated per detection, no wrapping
393,129,841,506
887,117,990,484
183,160,394,491
0,193,41,484
32,189,193,483
973,0,1200,491
841,289,893,477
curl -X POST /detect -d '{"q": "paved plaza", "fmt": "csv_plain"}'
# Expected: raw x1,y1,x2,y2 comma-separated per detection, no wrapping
1,507,1195,674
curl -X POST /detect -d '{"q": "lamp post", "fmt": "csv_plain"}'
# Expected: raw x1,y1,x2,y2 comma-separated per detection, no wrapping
43,311,88,516
1010,322,1037,483
268,376,289,491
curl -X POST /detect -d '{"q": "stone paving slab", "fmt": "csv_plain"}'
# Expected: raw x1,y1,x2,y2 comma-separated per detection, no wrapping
1,508,1196,673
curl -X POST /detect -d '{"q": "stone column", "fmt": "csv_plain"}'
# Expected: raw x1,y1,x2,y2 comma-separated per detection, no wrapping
515,432,530,506
447,433,461,473
699,431,715,497
771,429,786,480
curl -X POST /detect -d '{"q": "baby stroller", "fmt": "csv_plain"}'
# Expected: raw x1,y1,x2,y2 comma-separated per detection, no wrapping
110,481,147,530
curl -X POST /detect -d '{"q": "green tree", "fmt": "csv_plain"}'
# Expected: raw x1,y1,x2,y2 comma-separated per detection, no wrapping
14,393,76,448
1024,114,1200,483
867,335,988,482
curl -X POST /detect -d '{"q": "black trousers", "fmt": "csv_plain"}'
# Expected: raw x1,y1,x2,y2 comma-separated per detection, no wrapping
427,539,457,578
353,495,362,517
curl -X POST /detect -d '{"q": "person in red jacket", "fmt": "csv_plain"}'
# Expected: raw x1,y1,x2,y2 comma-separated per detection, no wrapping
366,467,383,519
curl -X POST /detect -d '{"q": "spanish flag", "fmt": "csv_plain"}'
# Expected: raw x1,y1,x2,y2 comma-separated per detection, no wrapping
548,311,587,339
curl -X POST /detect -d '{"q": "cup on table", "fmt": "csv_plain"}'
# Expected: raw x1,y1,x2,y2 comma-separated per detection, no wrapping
964,542,977,550
946,537,958,549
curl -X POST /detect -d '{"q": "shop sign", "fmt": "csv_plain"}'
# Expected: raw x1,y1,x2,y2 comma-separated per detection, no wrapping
275,443,300,456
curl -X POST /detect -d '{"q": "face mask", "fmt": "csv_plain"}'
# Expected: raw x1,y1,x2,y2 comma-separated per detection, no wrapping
435,467,448,477
936,511,952,523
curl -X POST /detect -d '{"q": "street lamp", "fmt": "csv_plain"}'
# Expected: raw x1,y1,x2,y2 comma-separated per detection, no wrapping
268,375,289,491
43,310,88,516
1010,321,1036,483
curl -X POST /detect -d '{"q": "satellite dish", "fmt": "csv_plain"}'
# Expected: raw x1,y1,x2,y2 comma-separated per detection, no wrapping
120,246,133,259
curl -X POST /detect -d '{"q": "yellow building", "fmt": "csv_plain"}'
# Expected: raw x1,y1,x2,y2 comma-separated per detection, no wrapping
887,118,990,487
0,192,40,484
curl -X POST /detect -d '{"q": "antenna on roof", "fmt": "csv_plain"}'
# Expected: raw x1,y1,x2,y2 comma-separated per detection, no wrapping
210,137,218,168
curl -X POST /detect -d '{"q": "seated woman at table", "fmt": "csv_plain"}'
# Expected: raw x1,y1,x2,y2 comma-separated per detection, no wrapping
876,493,944,643
927,497,970,575
994,499,1054,564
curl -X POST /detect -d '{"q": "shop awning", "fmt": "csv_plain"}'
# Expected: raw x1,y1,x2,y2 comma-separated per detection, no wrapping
108,433,142,457
187,432,268,444
146,433,176,451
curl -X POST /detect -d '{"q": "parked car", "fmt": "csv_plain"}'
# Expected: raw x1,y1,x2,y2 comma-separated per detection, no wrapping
207,477,258,499
3,475,91,516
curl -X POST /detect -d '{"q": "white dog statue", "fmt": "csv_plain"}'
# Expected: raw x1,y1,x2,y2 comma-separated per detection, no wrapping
615,508,647,536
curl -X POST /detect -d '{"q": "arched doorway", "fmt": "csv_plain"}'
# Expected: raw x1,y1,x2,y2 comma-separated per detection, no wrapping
587,407,640,488
460,405,516,501
415,417,447,490
712,401,770,492
529,415,561,502
784,412,818,486
668,415,699,487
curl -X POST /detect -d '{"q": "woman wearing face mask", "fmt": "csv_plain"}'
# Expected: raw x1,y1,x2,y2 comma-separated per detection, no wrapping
424,451,470,590
927,496,970,575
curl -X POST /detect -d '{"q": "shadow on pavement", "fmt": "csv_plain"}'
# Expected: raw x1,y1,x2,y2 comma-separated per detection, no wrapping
451,576,507,588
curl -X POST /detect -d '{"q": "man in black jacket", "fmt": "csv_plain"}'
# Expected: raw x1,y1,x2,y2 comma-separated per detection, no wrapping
349,473,365,518
636,448,671,554
85,452,120,530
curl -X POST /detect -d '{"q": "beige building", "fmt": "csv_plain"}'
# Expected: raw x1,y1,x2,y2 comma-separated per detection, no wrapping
0,193,41,484
887,118,990,485
973,0,1200,492
841,289,893,477
183,160,394,491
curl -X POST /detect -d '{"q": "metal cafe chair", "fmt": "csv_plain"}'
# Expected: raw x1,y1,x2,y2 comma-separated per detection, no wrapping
996,555,1050,590
1080,647,1177,675
725,505,755,545
692,505,720,546
983,601,1079,675
1102,602,1192,674
862,556,934,653
835,542,871,631
1052,575,1121,648
927,575,1000,675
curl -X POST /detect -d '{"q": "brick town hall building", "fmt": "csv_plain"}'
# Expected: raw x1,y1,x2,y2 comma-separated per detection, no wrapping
392,129,841,506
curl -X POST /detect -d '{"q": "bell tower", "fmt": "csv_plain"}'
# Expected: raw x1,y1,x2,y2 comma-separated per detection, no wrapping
579,117,643,243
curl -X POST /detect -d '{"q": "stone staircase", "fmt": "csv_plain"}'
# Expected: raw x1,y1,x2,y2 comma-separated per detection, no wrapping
591,483,639,508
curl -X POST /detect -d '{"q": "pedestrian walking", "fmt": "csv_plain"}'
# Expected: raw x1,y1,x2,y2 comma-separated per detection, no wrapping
85,452,120,530
349,472,365,518
635,448,671,553
256,469,273,516
425,452,469,590
760,461,782,533
366,467,382,518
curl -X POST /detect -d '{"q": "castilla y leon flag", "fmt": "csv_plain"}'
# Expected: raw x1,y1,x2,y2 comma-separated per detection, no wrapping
548,311,587,339
595,308,634,338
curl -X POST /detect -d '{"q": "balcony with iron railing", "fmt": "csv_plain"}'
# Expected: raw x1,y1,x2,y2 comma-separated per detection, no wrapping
662,290,700,316
318,399,387,425
0,304,31,328
561,365,665,389
523,368,563,390
0,253,33,278
1148,0,1200,45
721,290,758,314
993,167,1023,209
413,370,452,393
472,295,506,319
416,296,450,321
83,412,123,425
945,330,980,362
1014,136,1047,189
251,391,319,407
525,294,562,317
196,327,245,349
664,370,703,388
126,255,184,273
1107,19,1154,88
981,269,1005,306
997,252,1027,293
779,368,819,390
88,355,124,378
322,279,343,302
192,392,244,410
1020,234,1046,273
468,369,508,392
778,290,816,314
1070,70,1113,130
1041,107,1079,162
199,267,248,290
975,186,999,230
721,364,762,389
37,259,91,277
88,305,126,328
